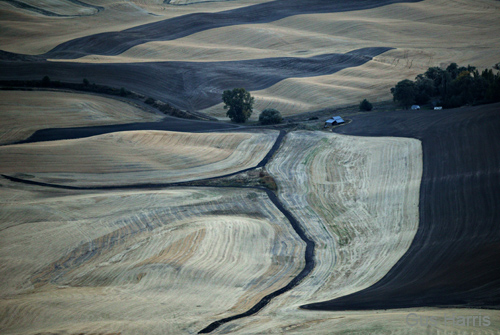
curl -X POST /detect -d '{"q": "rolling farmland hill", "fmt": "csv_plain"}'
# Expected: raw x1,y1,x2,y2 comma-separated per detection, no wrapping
1,0,499,117
1,0,499,334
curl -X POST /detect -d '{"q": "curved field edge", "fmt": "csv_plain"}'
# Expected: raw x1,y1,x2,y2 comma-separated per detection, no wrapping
41,0,421,59
0,47,391,114
0,0,267,55
265,131,422,306
0,183,305,334
303,103,500,310
0,90,162,145
0,0,101,17
0,129,279,186
72,0,500,65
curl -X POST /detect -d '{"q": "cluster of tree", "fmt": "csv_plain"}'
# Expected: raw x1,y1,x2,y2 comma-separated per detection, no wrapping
223,88,282,125
391,63,500,109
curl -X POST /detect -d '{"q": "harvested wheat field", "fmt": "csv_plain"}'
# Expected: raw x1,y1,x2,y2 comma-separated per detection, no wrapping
0,130,278,186
0,180,304,334
0,0,268,55
0,90,162,145
2,0,498,117
1,0,499,334
267,131,423,305
1,0,498,117
303,103,500,311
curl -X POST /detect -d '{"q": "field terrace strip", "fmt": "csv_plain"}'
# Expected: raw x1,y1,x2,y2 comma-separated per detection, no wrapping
302,103,500,311
0,90,163,145
0,129,317,333
0,184,305,334
0,130,280,187
0,47,391,112
37,0,422,59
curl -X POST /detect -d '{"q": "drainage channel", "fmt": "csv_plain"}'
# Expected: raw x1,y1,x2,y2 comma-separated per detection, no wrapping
1,129,316,333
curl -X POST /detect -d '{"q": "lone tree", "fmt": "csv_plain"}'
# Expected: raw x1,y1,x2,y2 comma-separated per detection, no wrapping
222,88,254,123
391,79,416,109
259,108,282,125
359,99,373,111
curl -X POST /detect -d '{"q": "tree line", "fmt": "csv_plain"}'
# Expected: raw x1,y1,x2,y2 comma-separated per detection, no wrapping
392,63,500,109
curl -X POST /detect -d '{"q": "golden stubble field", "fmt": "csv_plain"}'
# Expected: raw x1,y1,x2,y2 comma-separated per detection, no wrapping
1,125,498,334
0,129,279,186
0,90,162,145
0,0,272,55
2,0,499,117
1,0,499,333
219,131,500,335
30,0,500,118
0,181,304,334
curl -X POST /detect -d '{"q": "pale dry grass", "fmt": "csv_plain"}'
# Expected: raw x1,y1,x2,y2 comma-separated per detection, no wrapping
223,307,500,334
0,90,162,145
59,0,500,117
267,131,422,304
0,0,271,55
0,130,278,186
13,0,98,16
0,180,304,334
213,131,500,334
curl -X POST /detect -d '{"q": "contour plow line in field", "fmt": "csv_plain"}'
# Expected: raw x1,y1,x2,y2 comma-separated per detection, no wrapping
0,127,428,333
0,129,317,334
0,130,280,187
0,184,305,334
0,47,391,113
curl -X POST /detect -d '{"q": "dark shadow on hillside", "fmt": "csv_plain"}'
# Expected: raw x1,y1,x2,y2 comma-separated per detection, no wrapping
0,47,391,111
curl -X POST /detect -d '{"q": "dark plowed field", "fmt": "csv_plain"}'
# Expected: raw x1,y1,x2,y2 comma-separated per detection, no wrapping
0,48,390,111
14,118,239,144
41,0,421,59
303,103,500,310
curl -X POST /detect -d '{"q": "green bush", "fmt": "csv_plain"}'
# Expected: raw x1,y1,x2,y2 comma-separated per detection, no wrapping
259,108,282,125
359,99,373,111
